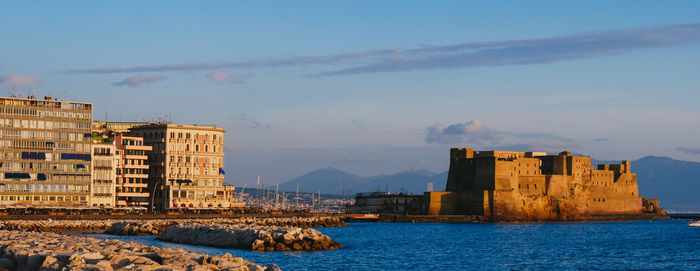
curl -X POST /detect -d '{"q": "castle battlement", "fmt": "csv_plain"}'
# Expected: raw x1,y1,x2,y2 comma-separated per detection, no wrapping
429,147,652,221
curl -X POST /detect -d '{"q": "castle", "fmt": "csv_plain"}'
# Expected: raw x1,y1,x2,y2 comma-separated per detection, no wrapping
425,148,663,221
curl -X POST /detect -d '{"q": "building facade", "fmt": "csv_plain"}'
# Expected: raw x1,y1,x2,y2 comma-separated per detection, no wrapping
114,134,151,208
130,124,241,210
0,96,92,206
90,142,117,207
427,148,650,221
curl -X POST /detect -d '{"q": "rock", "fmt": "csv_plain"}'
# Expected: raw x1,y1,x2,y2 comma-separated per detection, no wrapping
0,230,271,271
69,254,86,265
251,240,266,251
265,264,283,271
41,255,59,268
80,252,105,263
158,223,341,251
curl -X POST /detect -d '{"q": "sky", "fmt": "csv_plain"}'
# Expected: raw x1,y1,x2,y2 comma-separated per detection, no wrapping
2,1,700,187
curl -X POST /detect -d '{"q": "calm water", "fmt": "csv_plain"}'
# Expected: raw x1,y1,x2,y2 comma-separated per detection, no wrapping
86,220,700,270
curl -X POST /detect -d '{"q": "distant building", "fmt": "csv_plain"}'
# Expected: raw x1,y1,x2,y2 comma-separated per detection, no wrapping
425,148,663,220
0,96,92,206
346,192,423,214
130,124,242,210
90,140,117,207
91,121,149,134
113,134,152,208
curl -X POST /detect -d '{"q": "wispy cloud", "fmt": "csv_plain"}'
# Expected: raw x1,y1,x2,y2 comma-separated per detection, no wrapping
0,74,40,89
62,23,700,77
63,50,389,74
228,113,270,129
425,119,579,153
206,72,245,84
319,23,700,76
112,74,167,88
677,146,700,155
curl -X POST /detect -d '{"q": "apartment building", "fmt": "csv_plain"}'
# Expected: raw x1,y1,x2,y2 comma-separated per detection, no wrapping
90,141,117,207
130,124,241,210
114,133,151,208
0,96,92,206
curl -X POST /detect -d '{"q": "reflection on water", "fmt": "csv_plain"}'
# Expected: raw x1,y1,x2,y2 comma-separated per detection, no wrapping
86,220,700,270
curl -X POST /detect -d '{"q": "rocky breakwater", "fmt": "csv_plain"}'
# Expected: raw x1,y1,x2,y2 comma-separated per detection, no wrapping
158,223,342,251
105,221,177,236
0,230,280,271
0,219,113,232
220,217,348,228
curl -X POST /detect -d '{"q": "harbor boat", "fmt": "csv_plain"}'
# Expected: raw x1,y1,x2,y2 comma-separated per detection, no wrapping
690,220,700,227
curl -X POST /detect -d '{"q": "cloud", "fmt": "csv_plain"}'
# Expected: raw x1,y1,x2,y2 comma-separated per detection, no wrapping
228,113,270,129
61,23,700,77
206,72,245,84
425,119,578,153
677,146,700,155
0,74,40,89
426,120,499,144
111,74,167,88
319,23,700,76
63,51,381,74
593,138,609,142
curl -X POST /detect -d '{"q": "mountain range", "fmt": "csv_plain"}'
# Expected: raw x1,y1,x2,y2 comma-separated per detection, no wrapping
279,156,700,212
278,167,447,196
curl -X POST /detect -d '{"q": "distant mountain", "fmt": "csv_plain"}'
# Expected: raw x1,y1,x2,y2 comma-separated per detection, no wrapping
280,156,699,211
279,168,448,196
631,156,700,212
278,167,367,195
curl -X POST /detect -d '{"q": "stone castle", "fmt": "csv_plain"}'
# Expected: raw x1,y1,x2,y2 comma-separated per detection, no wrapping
425,148,663,220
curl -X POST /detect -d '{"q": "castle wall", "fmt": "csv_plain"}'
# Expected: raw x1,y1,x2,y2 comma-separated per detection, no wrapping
435,148,644,221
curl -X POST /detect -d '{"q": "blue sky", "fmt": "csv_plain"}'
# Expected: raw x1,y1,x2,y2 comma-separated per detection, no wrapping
2,1,700,186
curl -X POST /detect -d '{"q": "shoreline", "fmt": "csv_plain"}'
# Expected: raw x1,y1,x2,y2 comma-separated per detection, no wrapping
371,213,670,223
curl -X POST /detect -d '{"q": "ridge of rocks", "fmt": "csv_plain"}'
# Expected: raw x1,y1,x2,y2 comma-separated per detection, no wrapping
157,223,342,251
0,230,281,271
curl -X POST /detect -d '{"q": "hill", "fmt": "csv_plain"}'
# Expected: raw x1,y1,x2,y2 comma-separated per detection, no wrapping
278,167,367,195
279,156,700,211
279,168,448,195
631,156,700,212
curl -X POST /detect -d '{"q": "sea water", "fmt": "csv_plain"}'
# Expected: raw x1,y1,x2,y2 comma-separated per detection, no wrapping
87,219,700,270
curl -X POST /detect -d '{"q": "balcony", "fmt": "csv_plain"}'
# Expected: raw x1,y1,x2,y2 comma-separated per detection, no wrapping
124,164,149,169
124,154,148,160
116,192,149,198
124,145,152,151
123,173,148,179
120,182,148,188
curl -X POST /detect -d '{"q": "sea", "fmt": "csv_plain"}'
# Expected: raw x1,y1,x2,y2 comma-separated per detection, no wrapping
86,219,700,270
